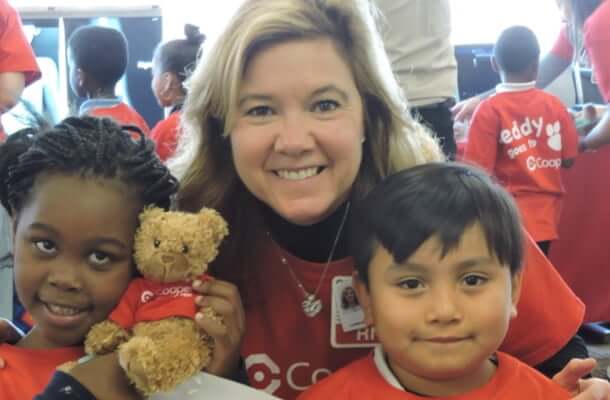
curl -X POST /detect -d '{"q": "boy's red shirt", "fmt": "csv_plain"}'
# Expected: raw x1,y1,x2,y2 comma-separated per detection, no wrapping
465,86,578,241
298,350,571,400
86,102,150,136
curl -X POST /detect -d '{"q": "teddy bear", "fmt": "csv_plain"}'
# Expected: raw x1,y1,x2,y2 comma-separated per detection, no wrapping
84,206,229,396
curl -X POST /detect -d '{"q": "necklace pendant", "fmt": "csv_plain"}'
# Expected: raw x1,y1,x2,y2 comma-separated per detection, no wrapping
302,294,322,317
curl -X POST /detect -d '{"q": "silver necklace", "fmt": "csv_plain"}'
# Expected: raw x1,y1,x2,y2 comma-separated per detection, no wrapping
268,202,351,318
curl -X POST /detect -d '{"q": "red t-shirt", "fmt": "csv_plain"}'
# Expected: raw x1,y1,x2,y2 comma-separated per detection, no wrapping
108,276,205,330
150,111,181,162
0,0,41,140
550,1,610,102
86,102,150,136
0,0,41,85
298,351,570,400
551,26,574,62
0,344,84,400
237,234,583,399
464,87,579,241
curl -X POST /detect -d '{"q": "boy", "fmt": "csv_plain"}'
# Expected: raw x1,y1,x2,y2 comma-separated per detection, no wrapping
464,26,579,255
299,162,570,399
67,25,150,135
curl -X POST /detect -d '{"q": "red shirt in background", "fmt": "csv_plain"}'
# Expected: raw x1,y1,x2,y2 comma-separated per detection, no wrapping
85,101,150,136
108,275,207,330
236,234,583,399
0,344,83,400
550,1,610,102
0,0,41,140
150,111,180,161
464,85,578,241
0,0,40,85
551,27,574,62
298,351,570,400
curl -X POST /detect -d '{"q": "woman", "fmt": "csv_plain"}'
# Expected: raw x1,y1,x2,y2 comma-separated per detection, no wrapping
453,0,610,151
172,1,591,399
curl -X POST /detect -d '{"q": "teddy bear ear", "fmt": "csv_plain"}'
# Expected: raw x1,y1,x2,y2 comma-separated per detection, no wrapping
139,206,166,223
198,207,229,244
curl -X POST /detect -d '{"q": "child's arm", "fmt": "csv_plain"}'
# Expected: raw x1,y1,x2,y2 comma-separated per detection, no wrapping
34,354,142,400
34,371,97,400
580,104,610,151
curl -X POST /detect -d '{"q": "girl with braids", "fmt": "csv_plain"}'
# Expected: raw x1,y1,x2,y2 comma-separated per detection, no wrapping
0,116,178,400
150,24,205,162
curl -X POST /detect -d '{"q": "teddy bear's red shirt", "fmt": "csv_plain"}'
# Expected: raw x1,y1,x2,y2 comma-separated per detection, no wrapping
109,275,209,329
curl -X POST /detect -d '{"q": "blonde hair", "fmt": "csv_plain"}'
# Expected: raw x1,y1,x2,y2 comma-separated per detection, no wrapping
169,0,443,269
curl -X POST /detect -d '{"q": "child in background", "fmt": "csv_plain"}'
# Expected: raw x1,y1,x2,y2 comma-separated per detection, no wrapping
0,116,178,400
67,25,150,135
464,26,579,255
150,24,205,161
0,0,41,140
299,162,571,399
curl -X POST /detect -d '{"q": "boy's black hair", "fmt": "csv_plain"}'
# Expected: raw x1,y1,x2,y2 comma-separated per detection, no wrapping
351,162,523,286
68,25,128,87
493,26,540,75
154,24,205,84
0,116,178,217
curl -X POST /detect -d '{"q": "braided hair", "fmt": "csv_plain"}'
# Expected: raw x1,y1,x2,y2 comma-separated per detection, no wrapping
0,116,178,217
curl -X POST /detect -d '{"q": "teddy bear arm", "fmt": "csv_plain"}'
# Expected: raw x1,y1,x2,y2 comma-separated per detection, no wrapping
85,320,131,355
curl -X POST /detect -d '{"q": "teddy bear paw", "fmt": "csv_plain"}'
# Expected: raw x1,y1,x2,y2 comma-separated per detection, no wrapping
85,321,130,355
119,336,198,395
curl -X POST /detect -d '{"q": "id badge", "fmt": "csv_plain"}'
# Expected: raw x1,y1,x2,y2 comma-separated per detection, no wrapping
330,276,376,349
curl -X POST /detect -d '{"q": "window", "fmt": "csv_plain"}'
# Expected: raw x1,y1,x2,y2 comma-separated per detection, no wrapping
450,0,563,53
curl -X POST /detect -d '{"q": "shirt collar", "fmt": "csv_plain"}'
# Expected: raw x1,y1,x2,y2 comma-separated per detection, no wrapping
496,81,536,94
373,345,405,391
79,97,122,115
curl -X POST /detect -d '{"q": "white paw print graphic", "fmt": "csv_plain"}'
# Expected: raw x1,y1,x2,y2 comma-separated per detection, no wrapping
546,121,562,151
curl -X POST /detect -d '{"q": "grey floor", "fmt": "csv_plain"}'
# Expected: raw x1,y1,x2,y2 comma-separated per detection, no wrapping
587,344,610,380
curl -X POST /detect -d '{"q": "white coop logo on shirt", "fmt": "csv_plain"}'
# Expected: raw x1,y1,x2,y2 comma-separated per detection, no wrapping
245,353,331,394
139,286,193,304
140,290,154,303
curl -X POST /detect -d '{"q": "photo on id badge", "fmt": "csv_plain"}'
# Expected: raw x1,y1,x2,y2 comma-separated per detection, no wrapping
332,276,366,333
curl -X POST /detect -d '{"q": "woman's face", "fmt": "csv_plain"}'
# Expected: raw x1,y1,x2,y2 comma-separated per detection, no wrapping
230,38,365,225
